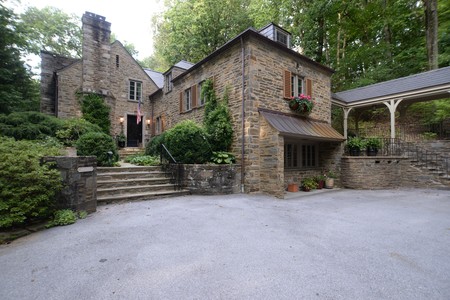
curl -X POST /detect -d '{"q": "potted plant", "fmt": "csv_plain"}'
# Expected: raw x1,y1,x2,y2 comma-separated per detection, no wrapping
314,175,326,189
117,132,126,148
365,137,381,156
288,94,314,114
287,183,299,192
346,137,365,156
325,171,336,189
301,177,318,192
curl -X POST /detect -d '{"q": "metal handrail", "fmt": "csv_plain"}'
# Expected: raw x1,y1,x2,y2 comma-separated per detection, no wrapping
160,144,183,190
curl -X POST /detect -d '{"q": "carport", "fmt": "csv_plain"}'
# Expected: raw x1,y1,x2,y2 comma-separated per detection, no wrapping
332,66,450,139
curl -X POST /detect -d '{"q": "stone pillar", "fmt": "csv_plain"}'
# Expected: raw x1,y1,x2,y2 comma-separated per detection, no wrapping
81,12,111,95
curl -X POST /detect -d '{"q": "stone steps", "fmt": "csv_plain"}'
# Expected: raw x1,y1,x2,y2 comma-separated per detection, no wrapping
97,165,189,204
118,147,145,160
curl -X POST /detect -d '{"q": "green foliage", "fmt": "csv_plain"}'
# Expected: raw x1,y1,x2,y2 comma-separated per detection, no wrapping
79,94,111,134
145,132,166,156
302,177,318,190
0,111,64,140
0,137,62,229
153,0,254,65
124,155,160,166
55,118,103,146
211,151,236,164
203,81,233,152
164,120,212,163
365,137,382,150
76,132,118,166
346,136,366,150
408,99,450,125
0,4,39,114
18,6,82,57
46,209,77,227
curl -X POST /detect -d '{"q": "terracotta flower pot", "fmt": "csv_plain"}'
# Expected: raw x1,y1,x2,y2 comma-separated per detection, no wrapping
287,183,299,192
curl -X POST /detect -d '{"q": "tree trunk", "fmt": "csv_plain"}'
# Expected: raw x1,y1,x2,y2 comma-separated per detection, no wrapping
424,0,439,70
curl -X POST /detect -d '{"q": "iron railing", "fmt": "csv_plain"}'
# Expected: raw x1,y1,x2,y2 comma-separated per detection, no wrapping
160,144,183,190
345,137,449,180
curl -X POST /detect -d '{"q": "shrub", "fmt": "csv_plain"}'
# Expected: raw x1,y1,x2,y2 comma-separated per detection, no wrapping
76,132,118,166
145,132,166,156
79,94,111,134
56,118,103,146
0,137,62,229
211,151,236,164
124,155,160,166
164,120,212,163
46,210,88,228
0,111,63,140
203,81,233,152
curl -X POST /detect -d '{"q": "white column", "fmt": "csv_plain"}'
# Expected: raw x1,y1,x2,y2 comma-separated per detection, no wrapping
343,107,353,139
382,99,403,139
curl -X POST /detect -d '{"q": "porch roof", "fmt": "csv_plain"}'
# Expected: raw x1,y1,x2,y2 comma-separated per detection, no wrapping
260,109,345,142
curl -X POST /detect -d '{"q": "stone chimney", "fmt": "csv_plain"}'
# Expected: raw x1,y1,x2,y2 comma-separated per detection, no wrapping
81,12,111,95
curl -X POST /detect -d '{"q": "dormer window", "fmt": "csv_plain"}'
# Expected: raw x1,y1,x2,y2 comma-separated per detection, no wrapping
275,29,289,47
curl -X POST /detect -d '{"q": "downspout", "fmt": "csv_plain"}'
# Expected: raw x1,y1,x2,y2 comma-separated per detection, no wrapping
240,37,245,193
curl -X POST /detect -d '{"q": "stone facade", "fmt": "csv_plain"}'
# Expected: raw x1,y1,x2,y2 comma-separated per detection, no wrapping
151,29,343,198
42,156,97,213
40,12,158,145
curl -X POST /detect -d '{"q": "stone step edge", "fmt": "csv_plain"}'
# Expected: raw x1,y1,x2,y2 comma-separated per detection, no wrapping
97,177,171,184
97,189,190,202
97,183,176,193
97,171,170,176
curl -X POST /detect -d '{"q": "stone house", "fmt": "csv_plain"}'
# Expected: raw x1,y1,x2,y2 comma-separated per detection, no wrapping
41,12,159,147
41,12,344,198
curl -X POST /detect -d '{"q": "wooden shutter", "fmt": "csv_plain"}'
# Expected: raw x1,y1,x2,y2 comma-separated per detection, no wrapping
283,70,291,99
179,91,183,113
151,118,156,136
306,78,313,98
191,85,197,108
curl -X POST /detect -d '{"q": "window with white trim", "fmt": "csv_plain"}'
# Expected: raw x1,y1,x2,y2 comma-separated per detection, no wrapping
185,88,192,111
290,74,304,97
275,29,289,47
129,80,142,101
198,81,206,106
284,142,318,169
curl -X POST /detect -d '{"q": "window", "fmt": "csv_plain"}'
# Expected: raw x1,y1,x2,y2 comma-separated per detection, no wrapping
290,74,303,97
198,81,206,106
275,29,289,47
116,55,119,68
156,116,161,134
165,72,173,93
284,142,318,169
129,80,142,101
185,88,192,111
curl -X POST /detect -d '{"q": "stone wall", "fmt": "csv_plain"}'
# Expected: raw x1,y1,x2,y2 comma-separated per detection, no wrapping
341,156,444,189
180,164,241,195
57,61,82,118
40,51,80,115
42,156,97,213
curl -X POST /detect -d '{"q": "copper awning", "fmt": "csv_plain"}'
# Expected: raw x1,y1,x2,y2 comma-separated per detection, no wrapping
260,109,345,141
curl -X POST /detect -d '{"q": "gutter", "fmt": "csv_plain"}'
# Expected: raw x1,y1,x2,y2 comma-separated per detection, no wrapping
240,37,245,193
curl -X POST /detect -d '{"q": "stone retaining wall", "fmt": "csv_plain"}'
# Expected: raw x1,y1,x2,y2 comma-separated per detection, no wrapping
341,156,443,189
42,156,97,213
180,164,241,195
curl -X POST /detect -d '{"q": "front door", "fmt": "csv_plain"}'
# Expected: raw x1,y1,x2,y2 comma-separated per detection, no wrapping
127,115,142,147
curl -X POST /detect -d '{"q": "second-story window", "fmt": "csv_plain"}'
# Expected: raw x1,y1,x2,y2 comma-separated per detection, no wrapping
129,80,142,101
290,74,304,97
198,81,206,106
165,72,173,93
185,88,192,111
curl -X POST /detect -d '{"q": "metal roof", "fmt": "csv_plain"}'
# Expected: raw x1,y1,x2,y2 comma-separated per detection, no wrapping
174,60,194,70
144,69,164,89
333,66,450,104
260,109,345,141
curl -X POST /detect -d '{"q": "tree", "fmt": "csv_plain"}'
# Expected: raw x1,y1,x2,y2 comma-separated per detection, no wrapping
152,0,254,65
424,0,439,70
0,2,39,114
110,33,139,58
18,6,82,57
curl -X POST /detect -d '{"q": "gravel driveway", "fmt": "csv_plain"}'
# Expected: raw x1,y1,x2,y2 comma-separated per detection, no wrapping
1,189,449,300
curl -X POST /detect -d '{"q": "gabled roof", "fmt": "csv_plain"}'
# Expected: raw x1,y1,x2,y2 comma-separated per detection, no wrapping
333,66,450,105
174,60,194,70
144,69,164,89
173,27,334,82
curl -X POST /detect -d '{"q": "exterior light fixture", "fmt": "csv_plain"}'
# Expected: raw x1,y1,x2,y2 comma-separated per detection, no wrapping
119,117,124,124
146,119,151,127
